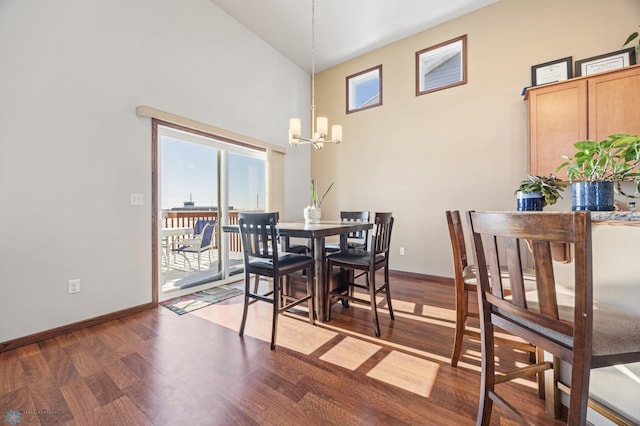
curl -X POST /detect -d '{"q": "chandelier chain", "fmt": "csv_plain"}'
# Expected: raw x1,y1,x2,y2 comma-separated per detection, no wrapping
287,0,342,149
311,0,316,133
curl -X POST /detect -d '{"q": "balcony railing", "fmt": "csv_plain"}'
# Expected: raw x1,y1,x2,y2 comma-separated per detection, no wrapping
162,209,262,253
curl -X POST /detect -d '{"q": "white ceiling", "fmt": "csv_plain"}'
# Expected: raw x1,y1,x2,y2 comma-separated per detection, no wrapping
210,0,497,72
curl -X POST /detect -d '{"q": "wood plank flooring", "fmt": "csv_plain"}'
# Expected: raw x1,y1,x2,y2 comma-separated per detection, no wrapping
0,274,567,425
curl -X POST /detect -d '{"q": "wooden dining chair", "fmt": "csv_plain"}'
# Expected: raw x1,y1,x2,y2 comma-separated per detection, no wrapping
326,212,394,337
237,212,315,350
468,210,640,425
446,210,537,368
325,210,370,252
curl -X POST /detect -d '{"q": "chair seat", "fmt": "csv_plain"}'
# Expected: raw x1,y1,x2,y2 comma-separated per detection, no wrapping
287,244,309,254
325,241,366,252
175,244,206,253
248,252,313,270
463,265,537,292
508,289,640,359
327,249,385,267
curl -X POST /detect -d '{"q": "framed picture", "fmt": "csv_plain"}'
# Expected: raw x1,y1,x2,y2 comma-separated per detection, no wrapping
574,47,636,77
531,57,572,86
346,65,382,114
416,34,467,96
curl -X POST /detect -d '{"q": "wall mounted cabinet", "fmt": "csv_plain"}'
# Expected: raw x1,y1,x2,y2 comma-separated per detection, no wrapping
526,64,640,180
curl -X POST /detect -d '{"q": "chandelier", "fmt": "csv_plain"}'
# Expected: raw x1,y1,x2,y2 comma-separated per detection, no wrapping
288,0,342,150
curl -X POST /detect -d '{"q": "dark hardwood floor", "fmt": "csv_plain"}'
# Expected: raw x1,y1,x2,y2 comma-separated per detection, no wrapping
0,273,566,425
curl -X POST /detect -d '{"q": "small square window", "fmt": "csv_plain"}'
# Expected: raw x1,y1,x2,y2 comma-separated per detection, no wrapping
416,35,467,96
346,65,382,114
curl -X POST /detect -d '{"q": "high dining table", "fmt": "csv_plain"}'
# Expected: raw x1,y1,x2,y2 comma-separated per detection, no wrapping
223,220,373,322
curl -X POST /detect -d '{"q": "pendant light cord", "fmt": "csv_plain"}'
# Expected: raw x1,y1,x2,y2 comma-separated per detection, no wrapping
311,0,316,135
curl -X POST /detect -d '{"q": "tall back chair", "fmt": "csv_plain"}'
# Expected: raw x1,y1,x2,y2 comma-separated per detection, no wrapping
445,210,479,367
327,212,394,337
237,212,315,350
446,210,539,368
468,211,640,425
326,211,370,252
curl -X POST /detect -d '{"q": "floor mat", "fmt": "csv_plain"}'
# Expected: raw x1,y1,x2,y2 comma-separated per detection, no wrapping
161,286,244,315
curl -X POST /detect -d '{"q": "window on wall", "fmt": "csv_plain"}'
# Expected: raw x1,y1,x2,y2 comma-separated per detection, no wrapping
416,35,467,96
346,65,382,113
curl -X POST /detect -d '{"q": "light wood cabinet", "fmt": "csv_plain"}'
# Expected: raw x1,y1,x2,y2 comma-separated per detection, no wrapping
526,64,640,180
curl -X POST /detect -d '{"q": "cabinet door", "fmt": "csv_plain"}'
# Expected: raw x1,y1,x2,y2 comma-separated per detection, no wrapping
528,80,588,179
588,66,640,140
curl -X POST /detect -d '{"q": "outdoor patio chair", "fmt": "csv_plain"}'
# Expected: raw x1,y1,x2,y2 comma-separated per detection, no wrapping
172,219,216,270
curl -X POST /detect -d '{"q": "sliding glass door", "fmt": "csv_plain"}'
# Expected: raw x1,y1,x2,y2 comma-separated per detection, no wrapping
156,124,265,300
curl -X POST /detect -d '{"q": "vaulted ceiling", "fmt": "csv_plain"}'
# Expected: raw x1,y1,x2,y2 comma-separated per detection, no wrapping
210,0,498,72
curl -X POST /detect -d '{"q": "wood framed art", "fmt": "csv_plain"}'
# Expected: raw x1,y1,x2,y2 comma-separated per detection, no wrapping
574,47,636,77
531,56,572,86
346,65,382,114
415,34,467,96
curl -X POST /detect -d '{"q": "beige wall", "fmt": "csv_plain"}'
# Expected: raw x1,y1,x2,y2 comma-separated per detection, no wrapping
312,0,640,276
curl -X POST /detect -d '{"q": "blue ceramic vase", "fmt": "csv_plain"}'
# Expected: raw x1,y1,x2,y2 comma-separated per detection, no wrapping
571,181,614,211
516,191,543,211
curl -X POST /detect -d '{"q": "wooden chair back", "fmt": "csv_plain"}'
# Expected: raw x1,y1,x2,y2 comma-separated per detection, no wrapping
468,210,592,424
341,210,370,246
446,210,469,287
238,212,279,265
370,212,394,259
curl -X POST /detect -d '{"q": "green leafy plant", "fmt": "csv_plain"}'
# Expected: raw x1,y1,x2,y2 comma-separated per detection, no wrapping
310,179,334,208
622,26,640,51
515,174,566,206
555,134,640,188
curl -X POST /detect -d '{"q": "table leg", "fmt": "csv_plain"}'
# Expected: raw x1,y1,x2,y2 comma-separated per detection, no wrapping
312,237,327,322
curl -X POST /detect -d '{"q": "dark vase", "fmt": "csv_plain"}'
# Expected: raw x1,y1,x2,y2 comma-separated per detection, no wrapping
516,191,543,211
571,181,614,211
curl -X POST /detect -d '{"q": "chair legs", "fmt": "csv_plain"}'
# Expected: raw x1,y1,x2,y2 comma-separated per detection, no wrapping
368,270,396,337
450,287,469,367
238,271,251,339
477,326,496,426
384,267,394,320
239,269,314,351
328,264,394,337
270,278,280,350
369,272,381,337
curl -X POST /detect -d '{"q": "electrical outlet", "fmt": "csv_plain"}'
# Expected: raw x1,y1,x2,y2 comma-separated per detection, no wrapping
399,247,405,256
68,279,80,294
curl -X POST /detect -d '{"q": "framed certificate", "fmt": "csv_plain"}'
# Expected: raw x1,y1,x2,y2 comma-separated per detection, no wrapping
574,47,636,77
531,57,572,86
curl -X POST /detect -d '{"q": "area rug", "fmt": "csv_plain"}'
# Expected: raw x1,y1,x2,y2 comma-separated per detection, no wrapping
161,286,244,315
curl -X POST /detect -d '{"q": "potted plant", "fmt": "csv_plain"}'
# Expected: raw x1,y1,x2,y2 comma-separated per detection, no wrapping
304,179,334,223
555,134,640,211
515,174,566,211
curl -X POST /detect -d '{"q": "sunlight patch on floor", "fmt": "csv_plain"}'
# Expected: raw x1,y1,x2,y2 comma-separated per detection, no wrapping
193,299,337,355
421,304,457,321
193,290,459,398
367,350,439,397
319,336,382,371
389,298,416,313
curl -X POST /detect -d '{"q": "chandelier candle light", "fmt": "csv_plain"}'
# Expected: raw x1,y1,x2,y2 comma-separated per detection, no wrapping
289,0,343,150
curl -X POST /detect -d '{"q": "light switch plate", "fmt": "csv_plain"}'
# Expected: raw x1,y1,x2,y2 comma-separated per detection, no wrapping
130,193,144,205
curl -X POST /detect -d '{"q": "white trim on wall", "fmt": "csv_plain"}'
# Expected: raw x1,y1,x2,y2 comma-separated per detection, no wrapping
136,106,287,154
